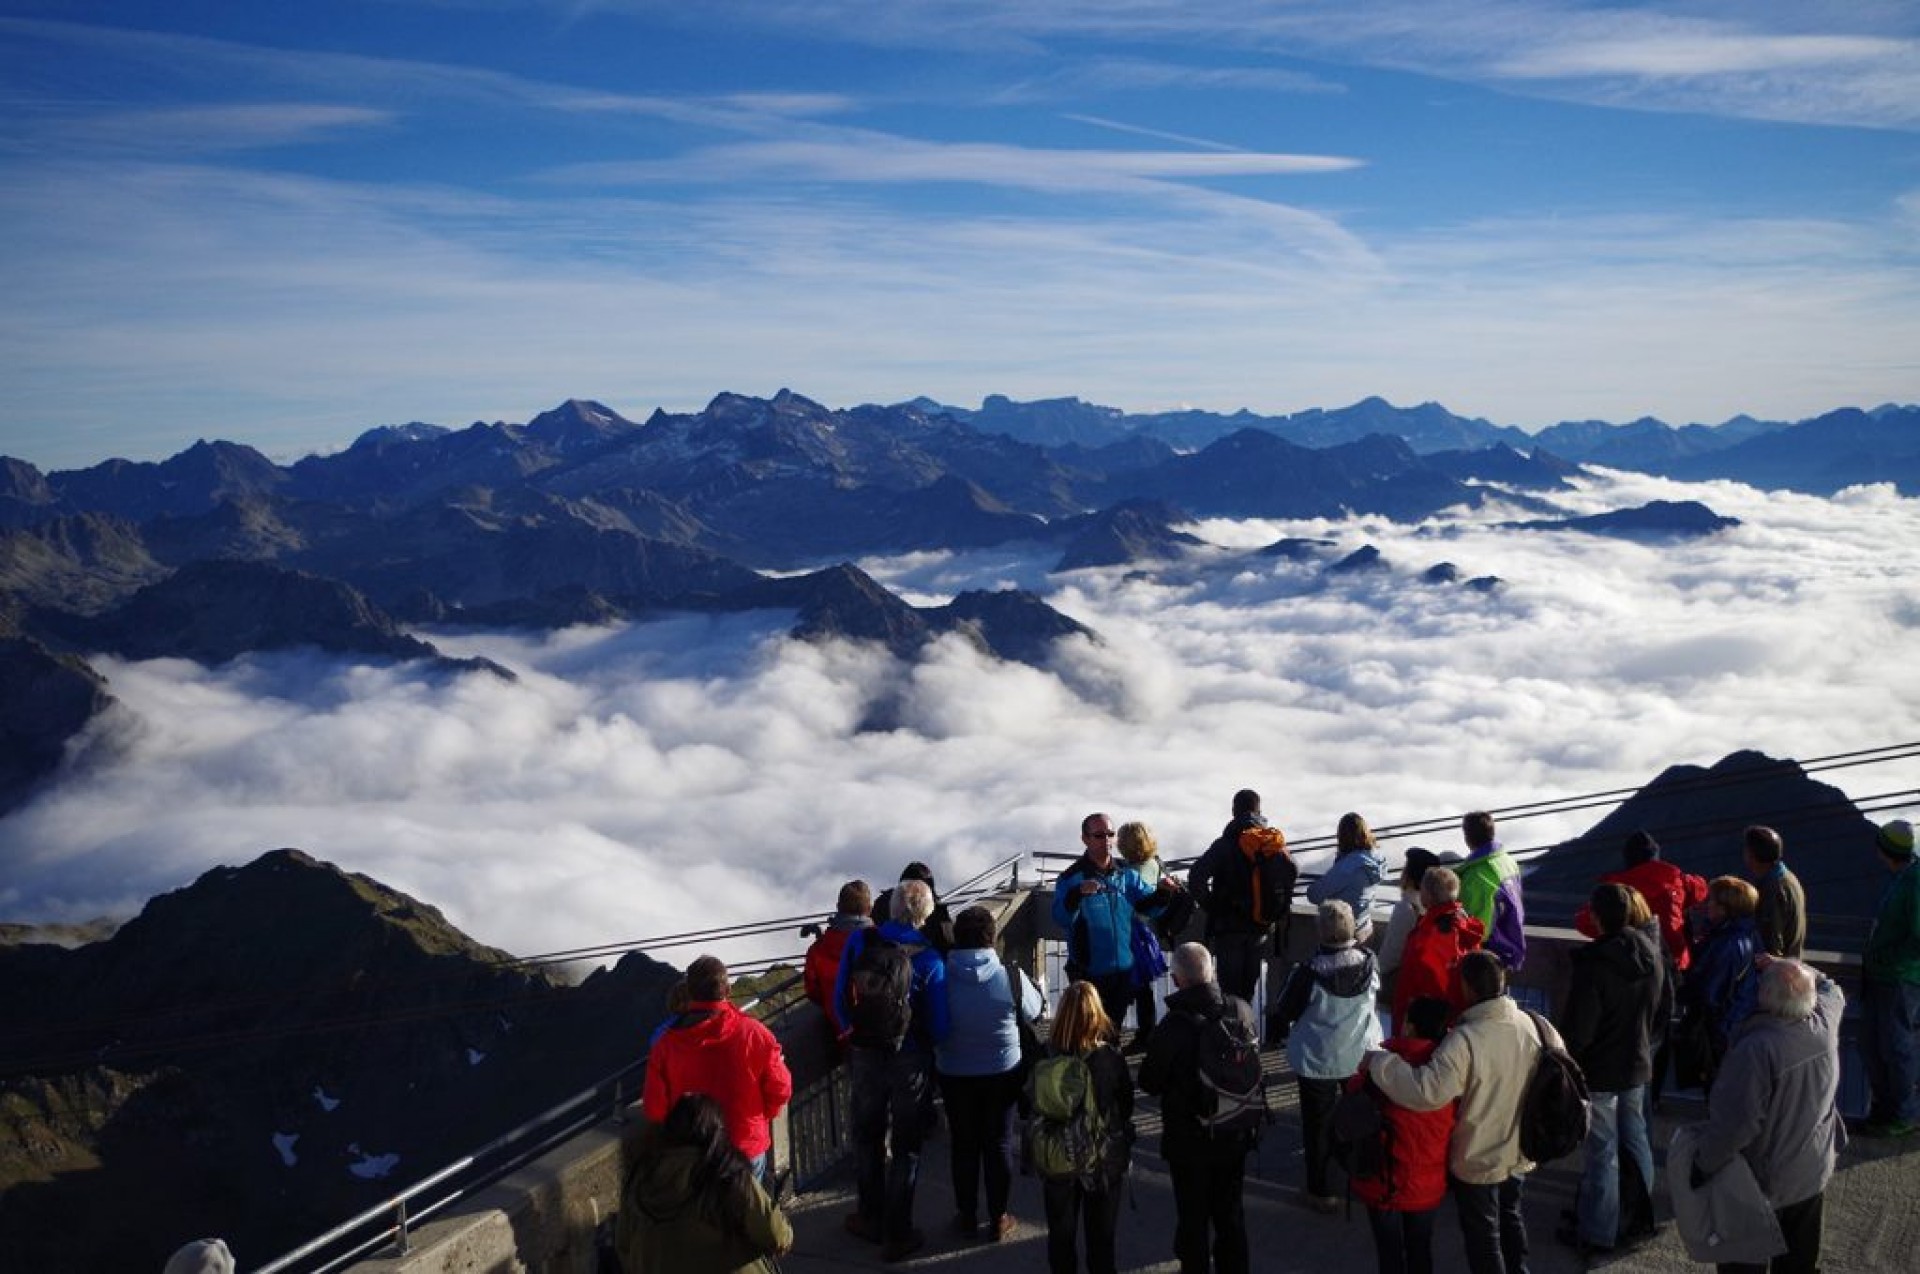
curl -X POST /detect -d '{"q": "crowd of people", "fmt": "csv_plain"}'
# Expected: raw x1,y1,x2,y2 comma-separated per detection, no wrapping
609,799,1918,1274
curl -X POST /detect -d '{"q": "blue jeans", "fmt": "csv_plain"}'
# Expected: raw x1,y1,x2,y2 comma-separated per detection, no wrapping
1577,1087,1653,1247
850,1045,935,1244
1451,1174,1528,1274
1859,978,1920,1124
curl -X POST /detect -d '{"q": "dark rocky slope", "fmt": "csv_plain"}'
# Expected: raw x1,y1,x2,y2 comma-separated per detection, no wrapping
0,849,679,1273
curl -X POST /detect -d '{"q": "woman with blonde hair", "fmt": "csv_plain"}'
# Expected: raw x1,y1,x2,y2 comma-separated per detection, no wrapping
1118,821,1166,1051
1034,981,1134,1274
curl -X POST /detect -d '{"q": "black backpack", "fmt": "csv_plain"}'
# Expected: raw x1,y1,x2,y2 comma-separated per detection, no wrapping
1518,1010,1590,1163
1188,1001,1269,1138
1330,1077,1393,1187
845,932,916,1049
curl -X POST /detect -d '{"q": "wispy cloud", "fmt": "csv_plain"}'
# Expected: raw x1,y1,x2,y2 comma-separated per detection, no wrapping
555,1,1920,130
554,135,1363,187
27,104,393,155
1060,113,1245,152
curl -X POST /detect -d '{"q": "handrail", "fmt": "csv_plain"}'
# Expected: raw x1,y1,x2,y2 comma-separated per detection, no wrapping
249,1055,648,1274
248,862,1033,1273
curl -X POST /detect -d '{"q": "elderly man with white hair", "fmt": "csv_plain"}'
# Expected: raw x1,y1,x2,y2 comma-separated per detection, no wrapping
834,877,951,1262
1689,957,1845,1274
1139,940,1261,1274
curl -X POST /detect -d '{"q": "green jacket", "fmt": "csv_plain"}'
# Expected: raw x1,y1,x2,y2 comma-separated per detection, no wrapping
1865,860,1920,985
615,1126,793,1274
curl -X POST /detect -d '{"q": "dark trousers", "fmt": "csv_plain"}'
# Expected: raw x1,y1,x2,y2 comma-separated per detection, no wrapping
1168,1139,1250,1274
850,1046,935,1244
1209,931,1267,1006
1451,1174,1529,1274
1717,1192,1824,1274
1131,979,1160,1042
939,1069,1020,1224
1366,1205,1438,1274
1860,978,1920,1124
1042,1176,1122,1274
1089,971,1134,1030
1296,1075,1341,1197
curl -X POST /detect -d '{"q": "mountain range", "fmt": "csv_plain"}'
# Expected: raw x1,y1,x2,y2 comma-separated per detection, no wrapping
2,388,1905,816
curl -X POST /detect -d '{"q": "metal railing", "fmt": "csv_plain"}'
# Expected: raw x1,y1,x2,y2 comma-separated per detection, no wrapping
251,1058,649,1274
247,852,1028,1273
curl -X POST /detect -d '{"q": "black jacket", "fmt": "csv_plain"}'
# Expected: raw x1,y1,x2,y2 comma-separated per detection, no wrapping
1138,980,1259,1158
1188,816,1265,937
1559,926,1667,1092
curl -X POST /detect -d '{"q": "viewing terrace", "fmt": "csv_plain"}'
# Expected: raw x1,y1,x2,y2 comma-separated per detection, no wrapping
262,855,1917,1274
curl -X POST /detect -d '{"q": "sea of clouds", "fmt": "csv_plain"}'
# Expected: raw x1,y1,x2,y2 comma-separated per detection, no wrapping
2,467,1916,967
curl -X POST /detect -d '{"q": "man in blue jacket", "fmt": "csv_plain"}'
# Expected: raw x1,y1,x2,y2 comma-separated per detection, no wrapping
1053,811,1169,1027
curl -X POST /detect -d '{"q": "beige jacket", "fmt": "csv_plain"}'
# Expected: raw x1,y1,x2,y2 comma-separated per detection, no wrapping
1365,994,1563,1185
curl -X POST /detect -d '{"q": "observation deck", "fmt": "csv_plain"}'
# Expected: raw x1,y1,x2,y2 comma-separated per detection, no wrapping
277,868,1916,1274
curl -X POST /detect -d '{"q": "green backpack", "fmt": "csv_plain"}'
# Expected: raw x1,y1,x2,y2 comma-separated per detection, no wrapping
1025,1051,1125,1187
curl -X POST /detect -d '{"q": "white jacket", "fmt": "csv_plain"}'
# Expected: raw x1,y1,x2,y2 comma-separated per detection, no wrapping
1365,994,1562,1184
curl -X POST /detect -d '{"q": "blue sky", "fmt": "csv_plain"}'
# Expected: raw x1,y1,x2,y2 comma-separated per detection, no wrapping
3,0,1918,470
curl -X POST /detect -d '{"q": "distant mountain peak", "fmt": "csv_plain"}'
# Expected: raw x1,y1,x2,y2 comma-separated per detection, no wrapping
349,421,451,451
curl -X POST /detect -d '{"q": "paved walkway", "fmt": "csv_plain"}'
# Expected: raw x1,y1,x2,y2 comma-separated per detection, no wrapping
777,1045,1920,1274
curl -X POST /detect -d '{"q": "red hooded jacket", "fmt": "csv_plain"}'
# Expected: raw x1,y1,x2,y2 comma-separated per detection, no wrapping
642,999,793,1159
804,927,857,1029
1391,901,1485,1035
1351,1036,1455,1212
1574,858,1708,971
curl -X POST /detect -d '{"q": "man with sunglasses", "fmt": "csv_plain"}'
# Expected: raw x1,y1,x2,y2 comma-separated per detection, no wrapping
1053,811,1172,1026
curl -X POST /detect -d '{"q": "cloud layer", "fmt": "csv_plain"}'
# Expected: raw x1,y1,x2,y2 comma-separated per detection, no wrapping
4,470,1916,967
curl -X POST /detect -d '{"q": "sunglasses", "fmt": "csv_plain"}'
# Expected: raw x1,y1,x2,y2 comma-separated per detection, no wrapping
1086,830,1117,838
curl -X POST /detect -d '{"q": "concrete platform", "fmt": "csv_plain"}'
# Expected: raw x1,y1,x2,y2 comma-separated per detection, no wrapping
776,1045,1920,1274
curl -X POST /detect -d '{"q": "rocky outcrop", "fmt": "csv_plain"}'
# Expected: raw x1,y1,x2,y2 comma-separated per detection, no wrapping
1053,500,1202,571
43,559,507,676
0,637,116,815
0,849,680,1273
0,513,167,615
1507,499,1740,540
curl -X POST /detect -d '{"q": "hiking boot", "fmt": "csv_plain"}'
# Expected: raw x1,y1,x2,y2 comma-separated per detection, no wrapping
844,1212,883,1244
991,1213,1017,1241
881,1230,925,1263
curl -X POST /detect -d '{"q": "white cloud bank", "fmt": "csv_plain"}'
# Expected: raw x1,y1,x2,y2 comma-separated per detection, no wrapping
2,470,1917,966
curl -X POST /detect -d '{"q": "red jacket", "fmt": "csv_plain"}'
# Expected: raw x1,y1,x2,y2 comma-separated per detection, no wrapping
804,927,857,1029
1391,902,1485,1035
1351,1037,1454,1212
642,999,793,1159
1574,859,1708,971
